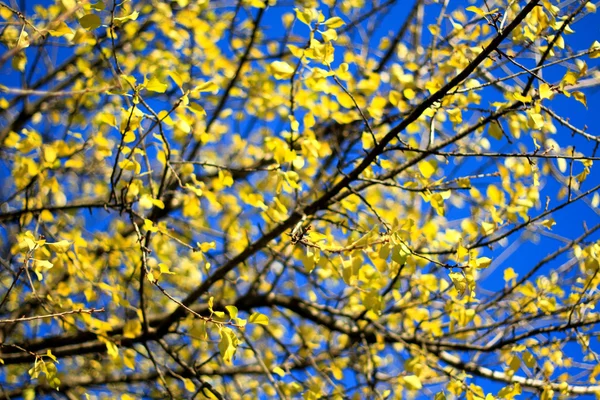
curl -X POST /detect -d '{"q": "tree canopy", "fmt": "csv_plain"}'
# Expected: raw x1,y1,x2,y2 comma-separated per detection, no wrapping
1,0,600,398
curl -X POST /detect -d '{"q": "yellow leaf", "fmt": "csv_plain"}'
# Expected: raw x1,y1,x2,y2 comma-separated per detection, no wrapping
449,272,467,297
447,108,462,124
474,257,492,269
145,76,167,93
144,219,158,232
118,159,141,174
541,387,554,400
182,378,195,392
269,61,295,80
248,312,269,325
90,1,105,11
404,375,423,390
152,198,165,209
321,29,337,42
540,219,555,230
123,319,142,338
147,271,156,283
287,44,305,59
106,341,119,359
528,112,544,129
168,71,183,88
273,366,286,377
573,91,587,107
589,40,600,58
403,88,416,100
323,16,345,28
194,81,219,93
123,130,135,143
466,6,486,17
418,160,436,178
46,240,72,253
561,71,578,87
199,241,216,252
538,83,554,100
481,221,496,235
123,349,136,370
139,194,154,210
513,92,532,103
503,267,517,282
456,244,468,260
12,52,26,72
225,305,238,319
48,21,73,37
159,263,175,275
295,8,312,26
34,259,54,270
114,11,139,24
188,102,206,117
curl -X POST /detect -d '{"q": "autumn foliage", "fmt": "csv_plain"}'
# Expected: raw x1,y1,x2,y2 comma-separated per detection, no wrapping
1,0,600,398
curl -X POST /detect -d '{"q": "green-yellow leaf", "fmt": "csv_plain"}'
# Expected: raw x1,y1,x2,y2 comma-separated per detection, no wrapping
523,351,536,368
90,1,105,11
188,102,206,117
218,328,238,365
79,14,102,30
392,243,409,265
12,52,26,72
226,305,238,319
